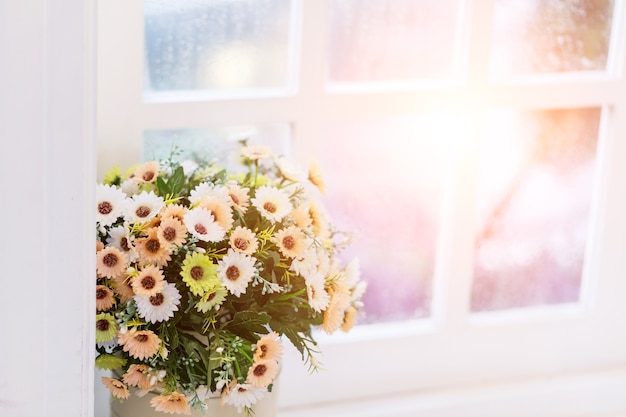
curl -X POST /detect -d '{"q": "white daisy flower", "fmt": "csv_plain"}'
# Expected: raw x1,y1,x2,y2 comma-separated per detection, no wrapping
189,182,231,206
341,258,361,288
96,184,128,227
106,225,139,263
251,186,293,223
120,178,140,197
124,191,164,224
134,282,182,324
181,160,199,176
183,207,226,242
289,248,318,279
305,272,330,313
217,249,257,297
222,383,267,413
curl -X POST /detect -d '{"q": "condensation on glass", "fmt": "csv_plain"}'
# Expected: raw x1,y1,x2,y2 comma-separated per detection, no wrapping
144,0,293,93
320,115,452,323
142,125,292,166
471,108,602,312
328,0,465,83
490,0,614,76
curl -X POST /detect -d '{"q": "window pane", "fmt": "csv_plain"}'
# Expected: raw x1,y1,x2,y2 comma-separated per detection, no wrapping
329,0,464,83
144,0,293,93
321,115,452,323
491,0,614,77
471,108,601,312
143,125,291,164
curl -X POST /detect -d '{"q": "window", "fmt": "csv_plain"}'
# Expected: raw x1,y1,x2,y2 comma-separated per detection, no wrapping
97,1,626,415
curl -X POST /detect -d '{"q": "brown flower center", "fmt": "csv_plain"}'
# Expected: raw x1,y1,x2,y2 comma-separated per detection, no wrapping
259,344,267,359
150,293,164,306
98,201,113,215
190,266,204,280
141,275,156,289
238,387,248,393
142,171,155,182
103,253,118,267
253,364,267,377
96,287,109,300
162,227,176,242
135,334,149,343
226,265,240,281
263,202,277,213
120,237,130,252
233,238,248,251
229,193,240,205
96,319,110,331
207,292,216,301
146,238,161,254
136,206,151,218
282,236,295,250
194,224,207,235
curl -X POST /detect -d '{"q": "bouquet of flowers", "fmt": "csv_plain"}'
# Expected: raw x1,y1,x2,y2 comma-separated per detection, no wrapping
95,142,366,415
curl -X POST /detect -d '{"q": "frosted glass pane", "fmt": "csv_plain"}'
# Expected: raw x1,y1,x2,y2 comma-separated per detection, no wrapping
471,108,601,312
491,0,614,76
143,125,291,166
144,0,293,93
321,115,452,323
329,0,464,83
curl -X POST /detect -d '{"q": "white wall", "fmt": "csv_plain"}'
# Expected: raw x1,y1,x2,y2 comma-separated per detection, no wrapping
0,1,95,416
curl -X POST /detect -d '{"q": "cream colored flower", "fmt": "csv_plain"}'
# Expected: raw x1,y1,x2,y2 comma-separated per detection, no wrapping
246,359,280,388
135,228,172,267
150,392,192,415
272,225,307,259
131,265,165,297
134,161,160,183
227,183,250,213
118,328,161,360
101,377,130,400
253,332,283,363
229,226,259,255
241,144,272,161
96,285,115,312
96,246,129,279
251,186,292,223
308,160,326,193
197,197,234,232
157,216,187,248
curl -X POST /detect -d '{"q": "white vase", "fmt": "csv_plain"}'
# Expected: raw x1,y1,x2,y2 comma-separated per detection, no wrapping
110,384,279,417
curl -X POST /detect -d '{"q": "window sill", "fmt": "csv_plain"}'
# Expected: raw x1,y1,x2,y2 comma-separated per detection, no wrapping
278,366,626,417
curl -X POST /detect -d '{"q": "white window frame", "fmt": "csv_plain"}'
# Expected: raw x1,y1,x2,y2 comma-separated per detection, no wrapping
96,1,626,416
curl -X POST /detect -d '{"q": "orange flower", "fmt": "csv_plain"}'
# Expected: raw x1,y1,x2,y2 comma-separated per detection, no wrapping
96,246,129,279
101,377,130,399
118,328,161,360
150,392,192,415
96,285,115,312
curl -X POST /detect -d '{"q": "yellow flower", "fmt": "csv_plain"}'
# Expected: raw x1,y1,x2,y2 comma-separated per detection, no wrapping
180,252,219,296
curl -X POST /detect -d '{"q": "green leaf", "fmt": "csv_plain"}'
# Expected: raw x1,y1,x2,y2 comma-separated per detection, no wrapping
223,311,271,340
156,176,170,196
95,354,127,370
169,166,186,196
